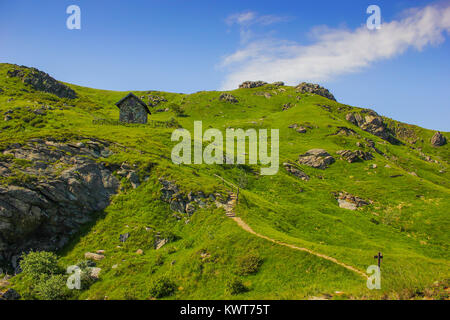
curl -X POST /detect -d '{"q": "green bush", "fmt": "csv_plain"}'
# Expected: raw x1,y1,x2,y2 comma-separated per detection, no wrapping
20,251,60,282
149,275,177,298
34,274,70,300
226,277,248,295
236,253,262,276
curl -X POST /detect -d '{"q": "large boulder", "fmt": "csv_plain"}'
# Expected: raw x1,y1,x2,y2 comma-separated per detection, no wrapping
7,66,77,99
295,82,336,101
0,139,120,269
431,132,446,147
298,149,335,169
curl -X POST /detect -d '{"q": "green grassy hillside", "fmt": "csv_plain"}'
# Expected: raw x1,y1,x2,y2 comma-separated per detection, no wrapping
0,63,448,300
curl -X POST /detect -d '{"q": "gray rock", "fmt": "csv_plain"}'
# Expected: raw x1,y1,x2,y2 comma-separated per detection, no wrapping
335,192,370,210
431,132,446,147
283,163,310,181
7,66,77,99
298,149,335,169
239,81,268,89
119,233,130,243
336,150,374,163
219,93,238,103
0,139,119,267
295,82,336,101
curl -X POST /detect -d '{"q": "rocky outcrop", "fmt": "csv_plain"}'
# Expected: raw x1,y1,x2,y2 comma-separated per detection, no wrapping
298,149,335,169
334,192,370,210
146,95,167,107
346,111,399,144
295,82,336,101
159,178,215,215
283,163,310,181
219,93,238,103
332,127,358,136
7,66,77,99
431,132,446,147
336,150,374,163
272,81,285,86
0,139,120,269
239,81,268,89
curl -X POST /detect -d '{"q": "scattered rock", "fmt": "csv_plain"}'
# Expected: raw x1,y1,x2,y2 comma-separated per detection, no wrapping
298,149,335,169
96,250,106,254
335,192,370,210
127,171,140,189
332,127,358,136
119,233,130,243
336,150,374,163
147,95,167,107
409,172,418,177
219,93,238,103
136,249,144,255
295,82,336,101
111,264,118,269
282,103,293,111
155,239,168,250
296,127,307,134
88,267,101,279
272,81,284,86
239,81,268,89
283,163,310,181
431,132,446,147
84,252,105,261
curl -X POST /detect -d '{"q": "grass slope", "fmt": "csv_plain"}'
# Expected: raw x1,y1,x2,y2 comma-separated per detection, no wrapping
0,63,448,300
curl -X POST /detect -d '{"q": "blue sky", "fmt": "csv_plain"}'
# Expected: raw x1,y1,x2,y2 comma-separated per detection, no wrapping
0,0,449,131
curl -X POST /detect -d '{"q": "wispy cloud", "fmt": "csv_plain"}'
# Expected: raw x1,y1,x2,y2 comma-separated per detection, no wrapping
220,3,450,90
225,11,289,27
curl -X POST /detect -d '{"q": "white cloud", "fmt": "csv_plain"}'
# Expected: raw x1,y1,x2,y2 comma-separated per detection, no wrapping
220,3,450,90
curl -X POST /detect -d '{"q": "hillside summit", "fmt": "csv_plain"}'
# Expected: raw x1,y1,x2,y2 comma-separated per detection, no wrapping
0,63,448,300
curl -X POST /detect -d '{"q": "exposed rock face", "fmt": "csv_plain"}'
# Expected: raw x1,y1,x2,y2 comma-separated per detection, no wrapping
239,81,268,89
298,149,335,169
346,111,398,144
295,82,336,101
336,150,374,163
272,81,285,86
0,139,119,269
7,66,77,99
335,192,370,210
431,132,446,147
159,178,214,215
283,163,310,181
219,93,239,103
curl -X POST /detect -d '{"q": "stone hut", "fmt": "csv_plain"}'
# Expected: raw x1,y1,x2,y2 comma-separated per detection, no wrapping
115,93,150,124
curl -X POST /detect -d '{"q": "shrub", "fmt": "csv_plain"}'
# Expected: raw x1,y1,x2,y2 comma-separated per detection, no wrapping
226,277,248,295
149,275,177,298
34,274,70,300
169,103,185,117
236,252,262,276
20,251,60,283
